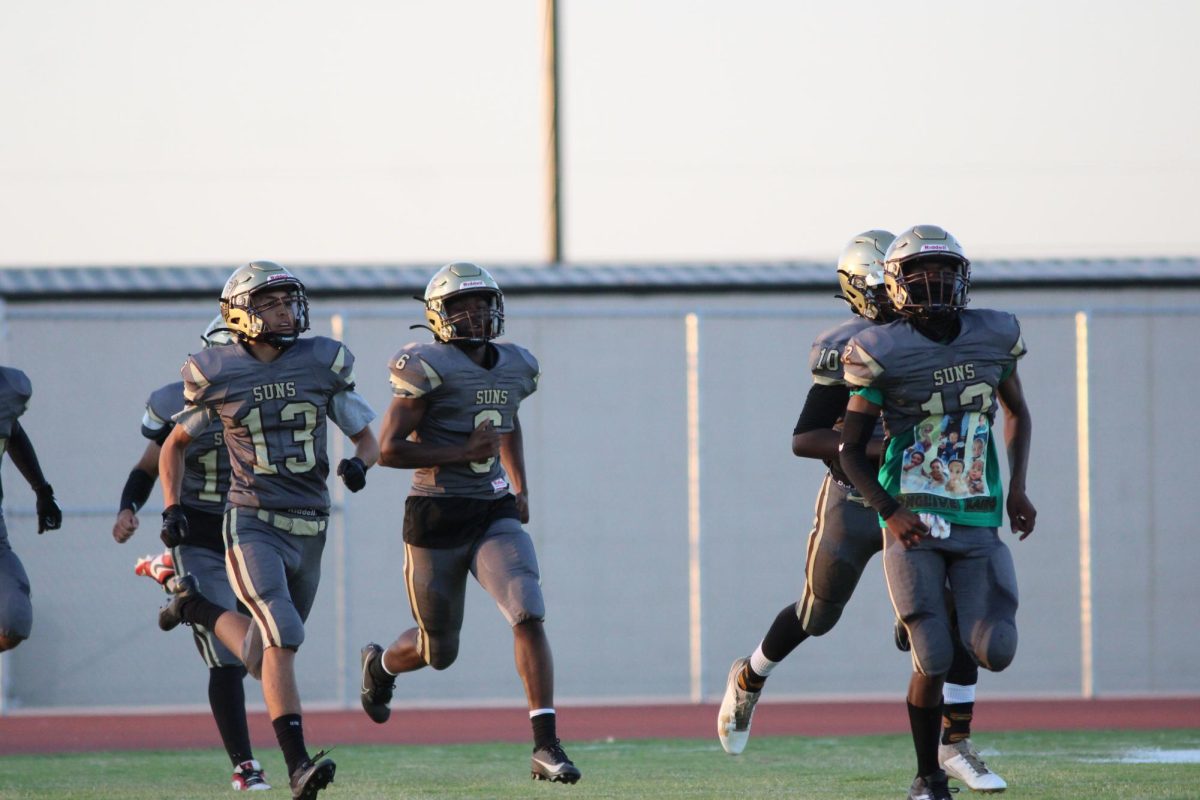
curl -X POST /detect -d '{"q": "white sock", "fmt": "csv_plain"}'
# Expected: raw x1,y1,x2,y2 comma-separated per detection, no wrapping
748,644,778,678
379,653,398,677
529,708,555,718
943,682,976,705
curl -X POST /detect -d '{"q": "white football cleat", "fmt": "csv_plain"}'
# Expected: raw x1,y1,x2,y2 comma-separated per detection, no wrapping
940,738,1007,792
717,657,760,755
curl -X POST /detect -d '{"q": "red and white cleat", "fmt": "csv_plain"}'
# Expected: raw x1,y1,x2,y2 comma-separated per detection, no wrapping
134,551,176,586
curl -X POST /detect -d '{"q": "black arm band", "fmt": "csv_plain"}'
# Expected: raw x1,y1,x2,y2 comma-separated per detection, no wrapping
120,468,156,514
793,383,851,435
839,409,901,519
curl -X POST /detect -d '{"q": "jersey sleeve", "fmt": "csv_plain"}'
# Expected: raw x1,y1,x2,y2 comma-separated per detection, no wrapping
310,337,358,393
329,389,376,436
0,367,32,435
177,355,219,437
841,332,888,389
510,344,541,395
141,384,184,445
1007,314,1028,360
389,345,444,399
808,336,847,386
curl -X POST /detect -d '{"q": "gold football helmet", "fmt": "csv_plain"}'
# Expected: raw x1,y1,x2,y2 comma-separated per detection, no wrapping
220,261,310,348
883,225,970,320
200,315,238,348
836,230,895,321
421,262,504,344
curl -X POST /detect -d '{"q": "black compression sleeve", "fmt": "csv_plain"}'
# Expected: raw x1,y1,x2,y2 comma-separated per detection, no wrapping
793,383,851,435
6,422,48,490
839,409,901,519
120,468,156,513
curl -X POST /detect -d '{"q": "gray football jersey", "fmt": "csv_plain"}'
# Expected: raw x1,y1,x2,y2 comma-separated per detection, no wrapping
809,316,875,387
843,309,1026,527
180,337,370,512
389,341,539,499
0,367,31,447
142,382,229,515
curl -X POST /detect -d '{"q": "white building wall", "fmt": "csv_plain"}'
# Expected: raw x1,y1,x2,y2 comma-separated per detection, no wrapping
0,283,1196,713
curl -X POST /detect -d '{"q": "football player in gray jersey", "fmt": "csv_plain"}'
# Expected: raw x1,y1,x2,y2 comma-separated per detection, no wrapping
358,262,580,785
839,225,1036,800
157,262,379,800
0,366,62,653
718,233,1008,791
111,318,271,791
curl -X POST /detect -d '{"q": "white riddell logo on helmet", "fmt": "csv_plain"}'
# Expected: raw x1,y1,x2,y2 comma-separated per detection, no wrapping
459,280,486,289
266,273,292,282
919,244,950,252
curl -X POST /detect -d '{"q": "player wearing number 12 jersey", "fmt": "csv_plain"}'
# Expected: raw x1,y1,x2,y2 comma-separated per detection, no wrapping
838,225,1036,800
158,261,379,800
358,262,581,785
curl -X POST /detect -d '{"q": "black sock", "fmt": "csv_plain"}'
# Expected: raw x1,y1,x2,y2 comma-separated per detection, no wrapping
907,701,942,778
760,603,810,663
531,711,557,750
942,701,974,744
272,714,309,776
369,651,394,684
209,666,252,766
179,593,228,631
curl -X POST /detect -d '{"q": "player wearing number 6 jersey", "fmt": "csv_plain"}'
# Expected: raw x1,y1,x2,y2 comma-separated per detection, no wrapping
358,262,580,785
838,225,1036,800
158,261,379,800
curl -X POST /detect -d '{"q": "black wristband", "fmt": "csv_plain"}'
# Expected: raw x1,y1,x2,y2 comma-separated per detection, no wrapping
119,469,156,514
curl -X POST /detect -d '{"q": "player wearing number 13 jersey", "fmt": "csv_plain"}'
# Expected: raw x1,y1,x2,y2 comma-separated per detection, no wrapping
358,262,581,785
838,225,1036,800
159,261,379,800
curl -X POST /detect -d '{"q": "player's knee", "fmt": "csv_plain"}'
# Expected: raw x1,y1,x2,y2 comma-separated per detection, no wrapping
798,599,845,637
908,618,954,676
425,632,460,670
975,620,1018,672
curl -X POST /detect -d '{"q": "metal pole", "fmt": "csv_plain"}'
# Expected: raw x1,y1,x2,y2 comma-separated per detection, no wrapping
1075,311,1094,698
686,313,702,702
542,0,563,264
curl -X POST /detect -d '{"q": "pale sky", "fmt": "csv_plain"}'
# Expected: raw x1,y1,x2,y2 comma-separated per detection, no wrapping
2,0,1197,267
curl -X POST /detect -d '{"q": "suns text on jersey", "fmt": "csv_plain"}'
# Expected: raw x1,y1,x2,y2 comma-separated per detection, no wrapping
475,389,509,405
252,381,298,402
932,363,976,387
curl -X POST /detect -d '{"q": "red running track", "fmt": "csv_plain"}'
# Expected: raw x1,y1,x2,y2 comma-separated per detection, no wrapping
1,698,1197,755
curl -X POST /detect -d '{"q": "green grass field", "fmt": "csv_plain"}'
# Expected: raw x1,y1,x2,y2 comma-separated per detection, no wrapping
2,729,1197,799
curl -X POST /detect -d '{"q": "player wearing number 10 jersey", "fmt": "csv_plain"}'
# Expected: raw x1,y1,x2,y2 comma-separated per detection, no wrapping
358,262,581,785
159,261,378,800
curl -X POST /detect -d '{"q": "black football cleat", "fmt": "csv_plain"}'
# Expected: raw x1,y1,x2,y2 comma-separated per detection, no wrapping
531,739,581,784
290,751,336,800
158,574,200,632
359,642,395,724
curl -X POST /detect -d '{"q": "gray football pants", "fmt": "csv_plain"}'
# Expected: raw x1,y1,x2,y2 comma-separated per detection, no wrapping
884,523,1019,676
172,544,243,668
223,507,326,651
0,515,32,642
404,517,544,670
796,475,883,636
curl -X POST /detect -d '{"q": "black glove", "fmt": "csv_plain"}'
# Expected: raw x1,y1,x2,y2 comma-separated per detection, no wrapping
35,484,62,534
161,505,189,548
337,457,368,493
